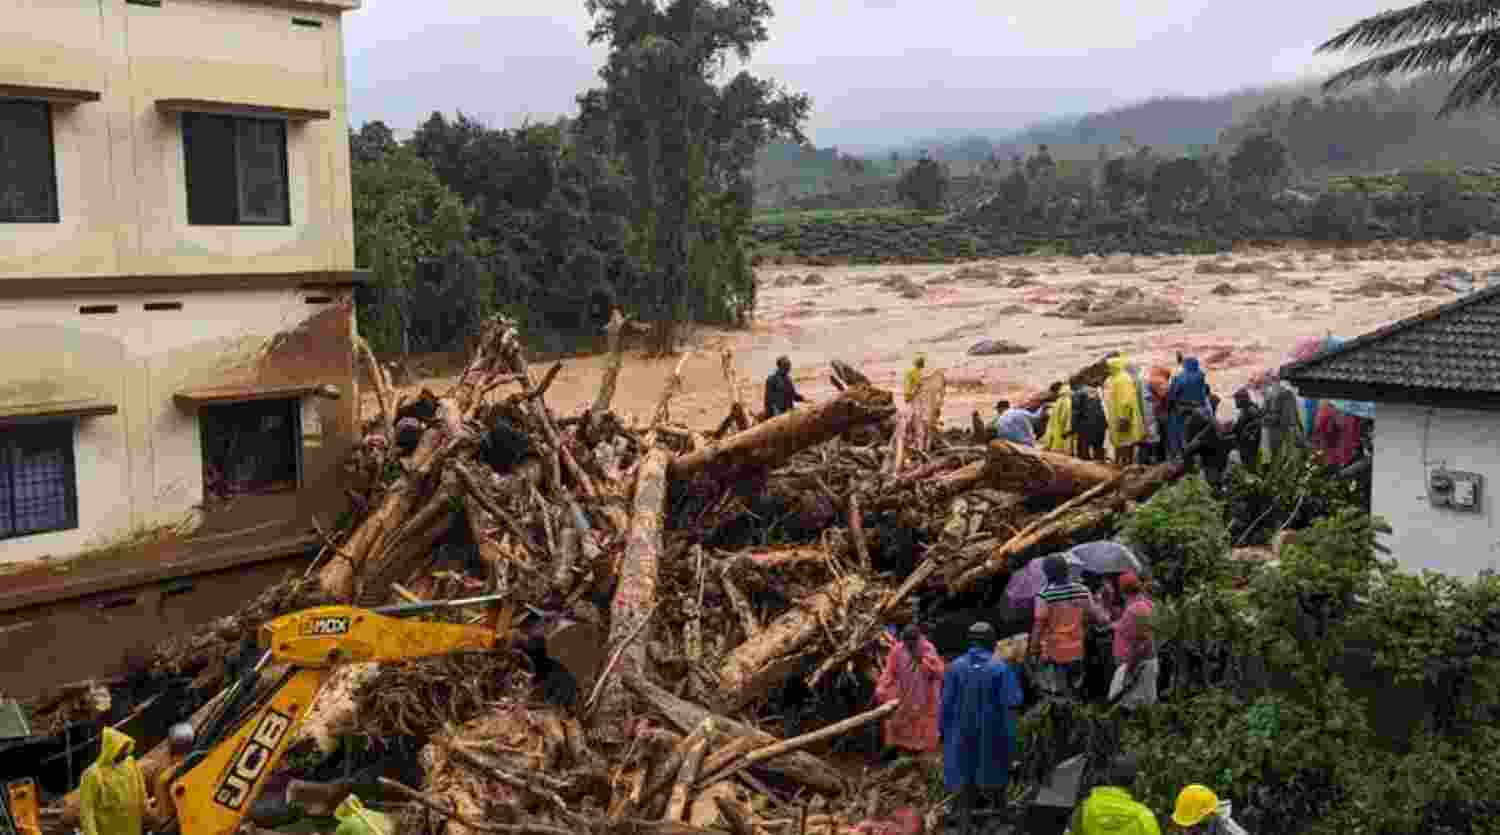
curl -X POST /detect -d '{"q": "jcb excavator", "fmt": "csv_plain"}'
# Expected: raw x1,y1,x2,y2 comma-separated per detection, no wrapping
158,594,516,835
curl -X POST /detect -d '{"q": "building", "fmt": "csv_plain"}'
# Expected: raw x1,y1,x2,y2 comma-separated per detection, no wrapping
1281,284,1500,577
0,0,364,697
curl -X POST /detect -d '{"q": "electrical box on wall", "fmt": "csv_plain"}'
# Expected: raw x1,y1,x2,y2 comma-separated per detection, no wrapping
1428,469,1484,513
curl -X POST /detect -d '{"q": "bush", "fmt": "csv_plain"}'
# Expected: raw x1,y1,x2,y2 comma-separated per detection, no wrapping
1119,475,1229,598
1220,443,1366,546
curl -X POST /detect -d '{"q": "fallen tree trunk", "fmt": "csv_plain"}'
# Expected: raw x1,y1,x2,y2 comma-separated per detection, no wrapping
322,317,528,599
717,575,866,712
696,701,899,789
947,460,1184,593
665,720,713,822
624,675,843,795
591,309,632,419
595,448,671,732
972,440,1120,497
668,386,895,488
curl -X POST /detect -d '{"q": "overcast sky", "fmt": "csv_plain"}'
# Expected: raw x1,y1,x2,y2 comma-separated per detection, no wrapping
344,1,1396,152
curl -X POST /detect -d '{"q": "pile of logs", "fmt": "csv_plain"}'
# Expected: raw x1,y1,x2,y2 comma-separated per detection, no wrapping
48,312,1194,835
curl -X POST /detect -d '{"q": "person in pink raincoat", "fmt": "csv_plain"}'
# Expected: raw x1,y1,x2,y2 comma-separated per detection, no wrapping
875,624,945,755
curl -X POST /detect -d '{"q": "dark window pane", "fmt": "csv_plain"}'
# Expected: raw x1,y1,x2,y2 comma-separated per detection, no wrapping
200,398,300,500
0,101,59,223
0,442,11,537
183,112,238,225
235,118,288,224
2,422,77,539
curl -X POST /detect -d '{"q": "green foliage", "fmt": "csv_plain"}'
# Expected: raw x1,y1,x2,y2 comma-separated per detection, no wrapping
896,156,950,211
1228,132,1289,196
583,0,808,351
1118,475,1230,598
350,146,476,356
1221,442,1365,546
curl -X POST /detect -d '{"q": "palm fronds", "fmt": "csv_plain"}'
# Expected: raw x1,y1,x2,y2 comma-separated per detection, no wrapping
1319,0,1500,115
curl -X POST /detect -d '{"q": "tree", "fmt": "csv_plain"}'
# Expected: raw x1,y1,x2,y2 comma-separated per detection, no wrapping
350,121,398,165
1319,2,1500,115
1148,157,1210,220
1228,132,1288,198
897,156,949,211
582,0,809,353
350,144,475,357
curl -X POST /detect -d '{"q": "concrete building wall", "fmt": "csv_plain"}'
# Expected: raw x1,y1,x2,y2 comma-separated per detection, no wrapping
0,286,357,564
1,0,356,279
1372,402,1500,576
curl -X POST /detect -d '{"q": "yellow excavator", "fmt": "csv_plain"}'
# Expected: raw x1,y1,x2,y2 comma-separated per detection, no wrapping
159,594,515,835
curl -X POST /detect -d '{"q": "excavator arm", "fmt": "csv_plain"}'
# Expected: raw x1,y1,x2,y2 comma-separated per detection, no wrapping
166,595,512,835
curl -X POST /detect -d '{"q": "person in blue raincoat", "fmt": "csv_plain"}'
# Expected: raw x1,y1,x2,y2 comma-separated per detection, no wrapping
940,621,1025,835
1165,356,1212,458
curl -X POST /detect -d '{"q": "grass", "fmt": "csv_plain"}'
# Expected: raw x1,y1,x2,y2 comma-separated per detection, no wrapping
752,207,950,226
1325,172,1500,195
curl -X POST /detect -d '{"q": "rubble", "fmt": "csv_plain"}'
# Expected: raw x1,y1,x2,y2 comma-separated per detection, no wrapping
42,313,1205,835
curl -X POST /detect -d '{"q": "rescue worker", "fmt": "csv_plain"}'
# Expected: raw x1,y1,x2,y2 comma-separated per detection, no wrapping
1230,389,1264,472
80,728,146,835
1253,369,1303,462
994,393,1047,447
763,356,806,419
1041,384,1075,454
1128,361,1158,464
1105,357,1146,465
904,354,927,404
146,724,194,831
940,622,1024,835
1108,572,1158,709
1171,785,1249,835
1071,753,1161,835
874,623,945,756
1145,366,1173,464
1073,384,1109,462
1026,555,1109,701
1166,357,1212,458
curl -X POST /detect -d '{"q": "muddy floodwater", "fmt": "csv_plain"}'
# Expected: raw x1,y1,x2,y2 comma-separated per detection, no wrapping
371,242,1500,429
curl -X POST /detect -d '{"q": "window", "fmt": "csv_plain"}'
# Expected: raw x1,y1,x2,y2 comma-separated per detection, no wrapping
0,422,78,540
0,101,59,223
200,398,300,501
182,113,289,226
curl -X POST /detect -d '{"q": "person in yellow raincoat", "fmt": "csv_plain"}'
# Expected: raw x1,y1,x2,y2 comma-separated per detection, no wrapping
1041,384,1074,454
1105,357,1146,465
80,728,146,835
904,355,927,403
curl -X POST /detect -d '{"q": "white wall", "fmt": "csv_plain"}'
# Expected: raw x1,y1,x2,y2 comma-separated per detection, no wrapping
0,0,356,278
0,286,352,564
1372,402,1500,577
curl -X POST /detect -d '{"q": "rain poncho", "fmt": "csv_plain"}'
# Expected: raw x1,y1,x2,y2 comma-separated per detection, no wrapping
80,728,146,835
904,357,926,403
1072,786,1163,835
1253,369,1304,459
874,637,945,752
1166,357,1212,456
1041,389,1074,453
995,407,1043,446
334,796,394,835
1128,363,1157,444
1105,358,1146,448
940,647,1024,791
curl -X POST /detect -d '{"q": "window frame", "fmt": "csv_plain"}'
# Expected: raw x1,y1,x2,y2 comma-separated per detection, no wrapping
181,112,291,227
0,421,80,541
0,99,61,224
197,397,303,502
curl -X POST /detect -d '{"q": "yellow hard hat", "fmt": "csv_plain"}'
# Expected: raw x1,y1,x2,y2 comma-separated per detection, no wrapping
914,354,926,366
1172,785,1219,827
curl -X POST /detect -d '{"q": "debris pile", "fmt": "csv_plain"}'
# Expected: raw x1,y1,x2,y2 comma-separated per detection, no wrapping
47,312,1198,835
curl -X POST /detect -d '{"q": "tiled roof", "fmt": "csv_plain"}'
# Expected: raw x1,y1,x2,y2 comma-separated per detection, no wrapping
1280,283,1500,394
